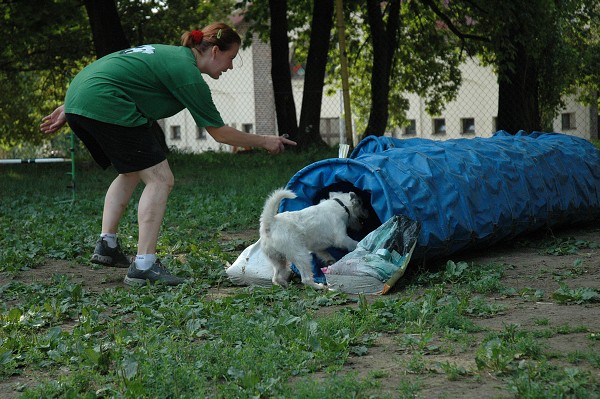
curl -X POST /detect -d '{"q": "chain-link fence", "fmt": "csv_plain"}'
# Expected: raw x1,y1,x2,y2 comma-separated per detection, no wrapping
2,36,596,161
160,40,598,154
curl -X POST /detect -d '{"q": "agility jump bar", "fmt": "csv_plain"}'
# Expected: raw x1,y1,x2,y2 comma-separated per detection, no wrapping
0,157,71,164
0,131,77,202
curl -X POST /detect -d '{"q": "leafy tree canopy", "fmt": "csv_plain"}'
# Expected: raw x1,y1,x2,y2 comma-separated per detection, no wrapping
2,0,598,147
240,0,599,136
0,0,235,148
427,0,600,128
1,0,91,147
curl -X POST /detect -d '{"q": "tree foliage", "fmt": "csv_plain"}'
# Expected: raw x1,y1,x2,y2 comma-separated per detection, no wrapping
0,0,91,146
338,0,599,136
2,0,598,147
326,0,463,137
424,0,600,132
0,0,234,148
118,0,235,46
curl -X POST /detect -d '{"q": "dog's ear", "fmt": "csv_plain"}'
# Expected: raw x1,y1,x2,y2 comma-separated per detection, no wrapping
350,192,361,206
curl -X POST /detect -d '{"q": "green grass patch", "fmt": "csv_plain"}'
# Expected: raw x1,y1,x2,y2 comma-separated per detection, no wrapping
0,148,335,274
2,148,599,398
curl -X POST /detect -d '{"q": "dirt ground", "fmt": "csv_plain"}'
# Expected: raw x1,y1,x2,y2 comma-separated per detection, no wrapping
347,223,600,398
1,223,599,398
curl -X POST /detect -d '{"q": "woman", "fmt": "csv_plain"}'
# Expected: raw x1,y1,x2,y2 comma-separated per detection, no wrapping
40,22,296,287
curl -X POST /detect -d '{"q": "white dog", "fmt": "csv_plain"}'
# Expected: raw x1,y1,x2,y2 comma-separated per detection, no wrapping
260,188,368,289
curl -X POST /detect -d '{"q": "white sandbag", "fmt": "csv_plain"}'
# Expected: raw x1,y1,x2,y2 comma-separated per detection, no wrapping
225,239,275,287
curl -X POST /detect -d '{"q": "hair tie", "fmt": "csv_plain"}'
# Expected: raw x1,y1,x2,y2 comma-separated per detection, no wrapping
190,30,203,44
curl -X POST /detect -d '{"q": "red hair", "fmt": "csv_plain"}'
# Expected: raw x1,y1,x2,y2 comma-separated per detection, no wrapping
181,23,241,53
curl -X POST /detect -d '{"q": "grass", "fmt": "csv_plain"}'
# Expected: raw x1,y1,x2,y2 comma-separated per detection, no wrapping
0,148,332,275
1,147,599,398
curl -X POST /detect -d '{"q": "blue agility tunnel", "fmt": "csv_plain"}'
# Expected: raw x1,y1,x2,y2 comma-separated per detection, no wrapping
281,131,600,270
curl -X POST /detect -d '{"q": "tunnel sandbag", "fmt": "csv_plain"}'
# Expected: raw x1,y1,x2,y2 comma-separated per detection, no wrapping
323,215,421,295
282,131,600,266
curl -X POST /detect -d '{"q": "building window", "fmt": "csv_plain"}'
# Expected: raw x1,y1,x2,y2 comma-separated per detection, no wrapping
404,119,417,135
433,118,446,135
561,113,575,130
242,123,254,133
196,127,206,140
461,118,475,134
170,125,181,140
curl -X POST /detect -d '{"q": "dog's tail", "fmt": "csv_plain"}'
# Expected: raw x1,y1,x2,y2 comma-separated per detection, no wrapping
260,188,296,237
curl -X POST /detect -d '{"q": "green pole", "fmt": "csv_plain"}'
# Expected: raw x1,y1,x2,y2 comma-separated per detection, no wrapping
69,131,76,202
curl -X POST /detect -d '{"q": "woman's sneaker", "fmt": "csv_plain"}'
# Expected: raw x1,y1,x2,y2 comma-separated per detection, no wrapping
123,259,187,286
91,238,131,268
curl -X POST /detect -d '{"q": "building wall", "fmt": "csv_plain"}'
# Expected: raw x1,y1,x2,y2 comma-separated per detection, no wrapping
160,47,598,153
397,58,598,141
552,95,599,140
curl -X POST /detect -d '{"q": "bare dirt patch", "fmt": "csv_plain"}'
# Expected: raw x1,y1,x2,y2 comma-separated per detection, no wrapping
0,259,125,293
1,223,599,398
339,224,600,398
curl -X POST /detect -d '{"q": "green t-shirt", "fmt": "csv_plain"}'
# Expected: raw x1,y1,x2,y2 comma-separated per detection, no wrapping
65,44,224,128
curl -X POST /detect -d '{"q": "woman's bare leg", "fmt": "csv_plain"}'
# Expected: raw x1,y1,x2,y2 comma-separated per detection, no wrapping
101,173,141,234
136,159,174,255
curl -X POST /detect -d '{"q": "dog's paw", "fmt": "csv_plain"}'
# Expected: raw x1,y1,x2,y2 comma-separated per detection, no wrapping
305,281,327,290
272,277,289,288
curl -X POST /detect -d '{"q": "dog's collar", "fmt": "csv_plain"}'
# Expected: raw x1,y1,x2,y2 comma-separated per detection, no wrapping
333,198,351,216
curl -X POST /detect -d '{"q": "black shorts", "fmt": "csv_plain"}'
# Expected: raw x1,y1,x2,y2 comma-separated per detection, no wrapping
66,113,166,174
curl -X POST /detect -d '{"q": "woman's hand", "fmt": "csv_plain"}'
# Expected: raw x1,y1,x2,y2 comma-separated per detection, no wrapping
263,134,297,154
206,125,297,153
40,105,67,135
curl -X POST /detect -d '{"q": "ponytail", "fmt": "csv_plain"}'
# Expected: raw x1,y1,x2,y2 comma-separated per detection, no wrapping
181,23,241,53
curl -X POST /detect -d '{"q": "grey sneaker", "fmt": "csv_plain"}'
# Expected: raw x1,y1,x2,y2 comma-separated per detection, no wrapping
123,259,187,286
91,238,131,268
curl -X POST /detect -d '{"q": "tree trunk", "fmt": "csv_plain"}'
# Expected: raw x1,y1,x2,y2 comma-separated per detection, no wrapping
496,42,541,134
84,0,168,152
297,0,334,148
269,0,299,142
83,0,130,57
364,0,401,137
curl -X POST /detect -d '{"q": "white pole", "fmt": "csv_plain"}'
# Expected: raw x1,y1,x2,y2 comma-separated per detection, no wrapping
0,158,70,164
